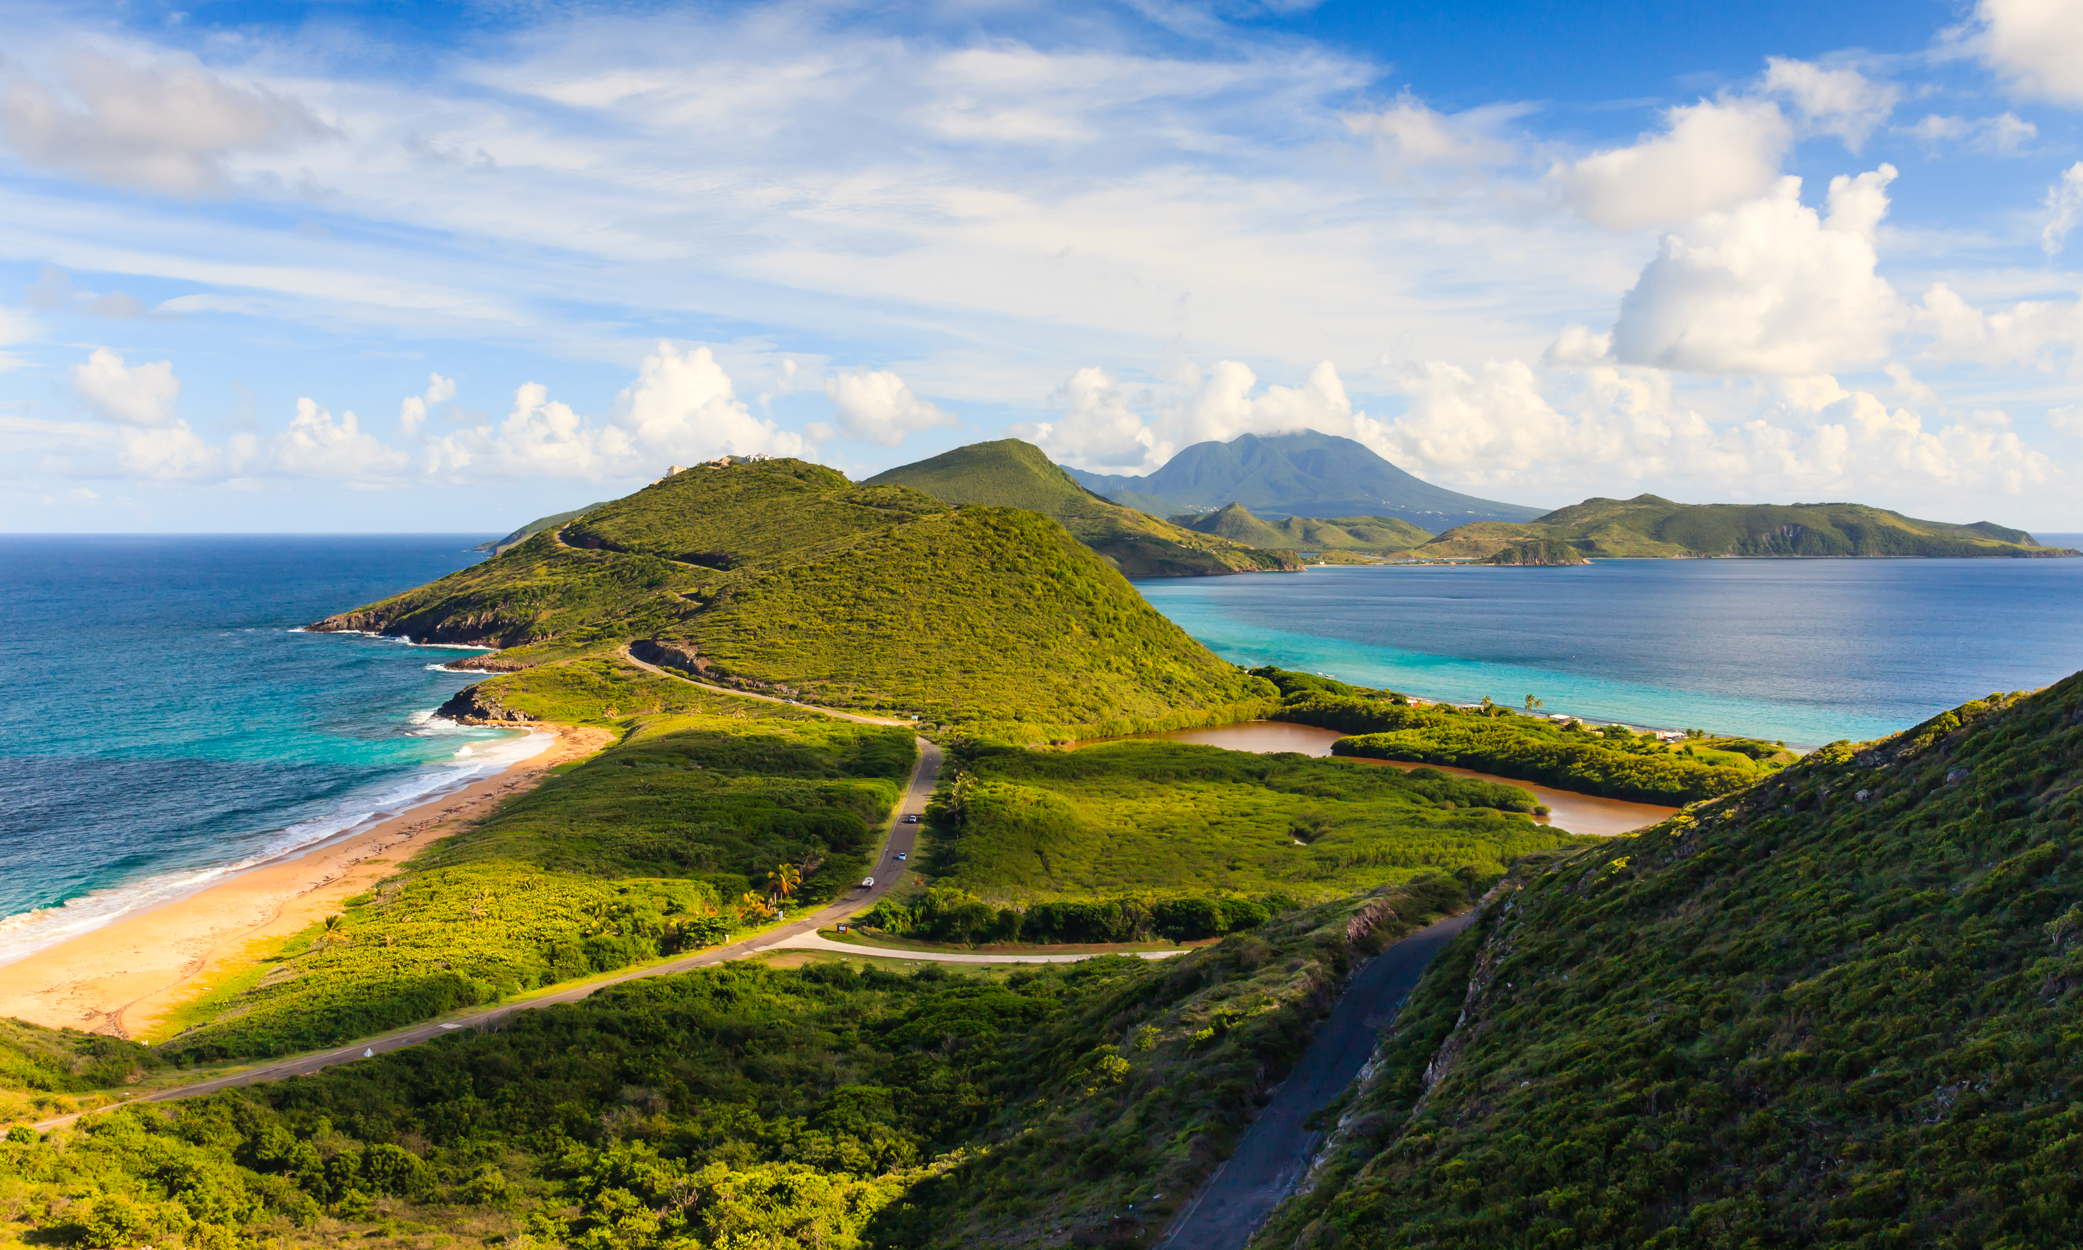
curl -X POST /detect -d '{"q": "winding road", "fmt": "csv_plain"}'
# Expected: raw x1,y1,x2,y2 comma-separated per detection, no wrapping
1155,912,1478,1250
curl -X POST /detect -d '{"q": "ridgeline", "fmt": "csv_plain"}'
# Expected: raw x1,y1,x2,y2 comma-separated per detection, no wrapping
312,456,1276,741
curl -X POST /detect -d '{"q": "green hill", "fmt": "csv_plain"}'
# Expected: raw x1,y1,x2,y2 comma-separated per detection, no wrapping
312,457,1274,739
1481,537,1588,566
1172,502,1430,555
473,503,607,553
1414,495,2078,561
864,439,1300,577
1261,676,2083,1247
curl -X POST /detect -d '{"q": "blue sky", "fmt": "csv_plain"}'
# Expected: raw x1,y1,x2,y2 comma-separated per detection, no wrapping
3,0,2082,532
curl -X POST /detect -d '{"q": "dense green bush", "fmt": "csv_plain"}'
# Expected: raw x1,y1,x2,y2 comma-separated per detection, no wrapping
1261,679,2083,1248
859,886,1286,945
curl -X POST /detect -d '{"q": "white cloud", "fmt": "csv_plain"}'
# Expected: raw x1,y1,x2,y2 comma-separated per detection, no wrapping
2043,162,2083,257
1366,359,2054,500
1542,325,1612,367
1904,112,2036,154
1973,0,2083,106
1556,98,1792,230
1913,281,2083,368
1761,58,1899,151
615,341,809,462
273,398,411,479
1175,358,1357,445
1014,367,1166,473
1610,167,1902,375
398,371,455,437
72,347,180,426
428,382,634,479
2051,403,2083,434
0,50,326,195
822,369,958,446
1343,90,1523,172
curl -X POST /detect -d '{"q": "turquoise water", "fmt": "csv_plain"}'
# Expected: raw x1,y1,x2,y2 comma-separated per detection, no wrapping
1136,559,2083,747
0,536,543,967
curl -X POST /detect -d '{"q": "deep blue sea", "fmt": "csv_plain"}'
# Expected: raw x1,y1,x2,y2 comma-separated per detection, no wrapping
0,536,543,968
1137,554,2083,749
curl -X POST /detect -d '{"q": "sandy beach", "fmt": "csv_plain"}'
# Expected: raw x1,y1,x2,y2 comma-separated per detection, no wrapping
0,724,610,1041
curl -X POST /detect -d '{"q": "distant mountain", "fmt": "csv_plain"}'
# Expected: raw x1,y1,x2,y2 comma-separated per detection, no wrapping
865,439,1299,577
1413,495,2080,560
1062,430,1547,531
1170,502,1431,554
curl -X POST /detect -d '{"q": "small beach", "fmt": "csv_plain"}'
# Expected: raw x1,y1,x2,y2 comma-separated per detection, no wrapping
0,725,606,1040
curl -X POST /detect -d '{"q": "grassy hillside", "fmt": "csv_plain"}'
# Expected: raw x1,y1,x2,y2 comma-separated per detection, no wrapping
155,659,916,1061
913,740,1583,911
0,880,1474,1250
474,503,606,553
1415,494,2079,561
1260,677,2083,1248
865,439,1300,578
313,457,1275,739
0,1020,162,1125
1481,537,1588,566
1171,503,1430,555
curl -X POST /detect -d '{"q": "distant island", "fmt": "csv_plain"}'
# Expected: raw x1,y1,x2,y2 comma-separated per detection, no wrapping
1412,494,2077,560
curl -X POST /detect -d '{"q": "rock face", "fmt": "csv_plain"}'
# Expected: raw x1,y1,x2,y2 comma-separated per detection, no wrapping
435,682,537,724
630,639,710,675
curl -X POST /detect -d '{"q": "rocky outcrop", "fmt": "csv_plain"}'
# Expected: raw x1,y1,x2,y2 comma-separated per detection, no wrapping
435,681,537,724
306,608,528,648
630,639,711,676
1482,538,1589,566
441,655,531,673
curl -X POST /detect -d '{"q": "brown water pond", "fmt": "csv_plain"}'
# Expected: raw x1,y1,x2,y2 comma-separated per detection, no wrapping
1080,720,1676,838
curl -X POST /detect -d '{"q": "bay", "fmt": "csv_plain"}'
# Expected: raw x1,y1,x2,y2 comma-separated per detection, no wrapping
1136,558,2083,747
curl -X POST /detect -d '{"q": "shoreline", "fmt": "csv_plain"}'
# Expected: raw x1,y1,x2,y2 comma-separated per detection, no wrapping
0,724,610,1041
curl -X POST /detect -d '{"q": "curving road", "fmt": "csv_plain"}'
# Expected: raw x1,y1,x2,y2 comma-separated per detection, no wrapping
32,737,944,1131
1155,912,1477,1250
617,644,910,727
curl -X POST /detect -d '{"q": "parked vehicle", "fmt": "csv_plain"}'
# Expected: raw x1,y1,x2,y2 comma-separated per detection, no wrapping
904,814,921,824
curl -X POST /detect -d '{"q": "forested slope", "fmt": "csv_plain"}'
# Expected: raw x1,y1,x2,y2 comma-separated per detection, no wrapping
1259,676,2083,1248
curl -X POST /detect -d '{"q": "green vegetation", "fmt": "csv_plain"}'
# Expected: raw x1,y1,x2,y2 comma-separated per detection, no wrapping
865,439,1300,577
1256,667,1789,805
158,663,916,1061
0,1021,162,1125
1,881,1472,1250
314,457,1276,740
1414,493,2079,560
1170,503,1430,556
1480,537,1587,566
1260,677,2083,1248
914,739,1582,909
475,503,607,554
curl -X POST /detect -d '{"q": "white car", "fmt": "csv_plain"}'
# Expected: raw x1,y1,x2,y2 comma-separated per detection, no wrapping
860,876,875,888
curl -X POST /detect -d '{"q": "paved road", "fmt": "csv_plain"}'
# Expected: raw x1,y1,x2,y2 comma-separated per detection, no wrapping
32,737,944,1131
776,931,1188,964
1155,912,1478,1250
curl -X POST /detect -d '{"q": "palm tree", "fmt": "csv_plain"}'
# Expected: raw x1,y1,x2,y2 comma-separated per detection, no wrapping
767,862,802,903
318,914,345,951
1524,695,1544,711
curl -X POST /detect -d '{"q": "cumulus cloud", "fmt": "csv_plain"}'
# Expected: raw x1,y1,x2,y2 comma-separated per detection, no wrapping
1610,167,1902,375
1366,359,2053,500
823,369,958,445
615,342,809,462
72,347,180,426
1556,98,1792,230
0,51,326,195
1761,58,1899,151
1014,367,1166,473
398,371,455,438
274,398,411,478
1913,281,2083,368
1973,0,2083,106
428,382,634,479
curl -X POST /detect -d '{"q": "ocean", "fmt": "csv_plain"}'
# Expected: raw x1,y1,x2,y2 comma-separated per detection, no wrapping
1136,554,2083,748
0,535,545,969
